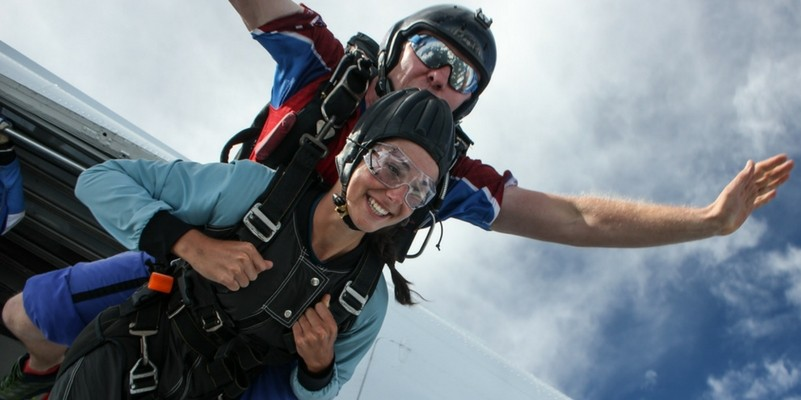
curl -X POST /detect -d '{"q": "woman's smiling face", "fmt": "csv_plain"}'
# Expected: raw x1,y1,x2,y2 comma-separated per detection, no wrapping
344,138,439,233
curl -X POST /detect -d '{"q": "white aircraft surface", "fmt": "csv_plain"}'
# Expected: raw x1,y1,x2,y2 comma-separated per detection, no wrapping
0,40,571,399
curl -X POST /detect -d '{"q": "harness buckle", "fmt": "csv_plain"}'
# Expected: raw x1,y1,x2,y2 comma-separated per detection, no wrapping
129,357,159,395
338,281,368,316
129,329,158,395
201,309,224,333
243,203,281,243
300,133,329,158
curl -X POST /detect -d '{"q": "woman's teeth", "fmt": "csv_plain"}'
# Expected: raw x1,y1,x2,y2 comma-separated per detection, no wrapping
368,197,389,216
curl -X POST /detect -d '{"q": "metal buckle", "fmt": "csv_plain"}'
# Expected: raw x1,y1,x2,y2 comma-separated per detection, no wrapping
129,329,158,395
243,203,281,243
129,357,159,395
201,310,224,333
300,133,330,158
338,281,368,316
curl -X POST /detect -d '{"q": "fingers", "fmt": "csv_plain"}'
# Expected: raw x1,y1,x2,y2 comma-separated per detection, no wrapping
243,243,273,273
747,155,794,209
293,295,336,340
211,242,273,291
177,232,275,291
754,155,793,183
754,153,790,171
292,295,338,373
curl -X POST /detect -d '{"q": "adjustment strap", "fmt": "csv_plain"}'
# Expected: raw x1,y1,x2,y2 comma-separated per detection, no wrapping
239,138,325,245
331,251,383,328
167,295,218,360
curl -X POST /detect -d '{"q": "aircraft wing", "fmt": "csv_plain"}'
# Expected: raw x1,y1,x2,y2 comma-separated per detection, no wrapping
0,40,183,310
339,299,571,399
0,40,571,399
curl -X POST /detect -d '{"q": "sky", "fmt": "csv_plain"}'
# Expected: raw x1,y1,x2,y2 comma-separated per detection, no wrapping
3,1,801,399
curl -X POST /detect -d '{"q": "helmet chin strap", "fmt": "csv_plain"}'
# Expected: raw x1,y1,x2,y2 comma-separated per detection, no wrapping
332,192,361,231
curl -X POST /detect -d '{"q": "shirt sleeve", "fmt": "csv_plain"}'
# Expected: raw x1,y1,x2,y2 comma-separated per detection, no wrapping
251,5,344,109
439,155,518,230
75,159,276,250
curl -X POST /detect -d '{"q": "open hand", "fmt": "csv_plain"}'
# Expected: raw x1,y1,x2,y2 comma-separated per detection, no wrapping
712,154,793,235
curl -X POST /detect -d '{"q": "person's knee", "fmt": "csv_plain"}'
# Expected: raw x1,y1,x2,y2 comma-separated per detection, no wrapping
2,293,29,336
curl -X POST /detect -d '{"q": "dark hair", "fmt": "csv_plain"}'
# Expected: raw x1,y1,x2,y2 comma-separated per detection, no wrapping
367,226,422,305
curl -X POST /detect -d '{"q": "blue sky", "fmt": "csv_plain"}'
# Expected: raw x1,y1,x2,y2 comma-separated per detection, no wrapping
3,1,800,399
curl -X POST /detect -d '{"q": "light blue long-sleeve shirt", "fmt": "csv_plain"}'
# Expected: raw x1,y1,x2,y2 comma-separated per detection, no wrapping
76,158,387,400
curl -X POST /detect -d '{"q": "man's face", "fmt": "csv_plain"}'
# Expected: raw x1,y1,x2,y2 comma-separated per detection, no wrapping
387,34,477,112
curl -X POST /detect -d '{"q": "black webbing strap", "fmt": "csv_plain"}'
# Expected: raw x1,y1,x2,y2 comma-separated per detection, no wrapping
237,38,377,245
329,250,384,331
238,136,327,244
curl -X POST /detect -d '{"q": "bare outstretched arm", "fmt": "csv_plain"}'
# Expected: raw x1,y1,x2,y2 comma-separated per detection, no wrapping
229,0,303,31
492,154,794,247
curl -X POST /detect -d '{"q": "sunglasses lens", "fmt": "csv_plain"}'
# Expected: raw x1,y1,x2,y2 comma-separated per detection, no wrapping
409,34,479,94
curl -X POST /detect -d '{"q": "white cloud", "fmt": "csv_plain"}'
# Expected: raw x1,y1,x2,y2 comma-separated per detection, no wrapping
733,54,801,155
704,358,801,400
708,245,801,340
766,246,801,313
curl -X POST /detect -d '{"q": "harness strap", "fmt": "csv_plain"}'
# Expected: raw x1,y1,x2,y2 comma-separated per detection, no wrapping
127,296,163,397
238,38,377,246
167,295,220,360
330,250,383,331
239,137,325,244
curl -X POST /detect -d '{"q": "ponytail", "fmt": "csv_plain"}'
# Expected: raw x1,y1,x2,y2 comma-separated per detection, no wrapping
368,227,422,306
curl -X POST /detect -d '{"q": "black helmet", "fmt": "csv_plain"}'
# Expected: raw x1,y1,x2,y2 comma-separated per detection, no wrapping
333,88,455,228
337,88,456,186
377,4,497,121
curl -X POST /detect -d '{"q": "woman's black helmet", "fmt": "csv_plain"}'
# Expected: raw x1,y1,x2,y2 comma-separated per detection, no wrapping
333,88,456,230
377,4,497,121
337,88,456,187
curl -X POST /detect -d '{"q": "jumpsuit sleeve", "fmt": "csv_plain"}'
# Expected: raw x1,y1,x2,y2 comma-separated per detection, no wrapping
439,155,518,230
75,159,275,250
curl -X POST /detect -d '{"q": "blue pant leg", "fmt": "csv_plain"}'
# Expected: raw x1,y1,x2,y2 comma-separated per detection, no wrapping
22,251,152,345
239,363,298,400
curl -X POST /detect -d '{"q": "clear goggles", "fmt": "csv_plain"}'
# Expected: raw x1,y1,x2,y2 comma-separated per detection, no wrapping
408,34,480,95
362,142,437,210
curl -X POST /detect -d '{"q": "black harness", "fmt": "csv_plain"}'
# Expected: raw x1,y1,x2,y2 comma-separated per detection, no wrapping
221,33,473,263
55,34,386,400
55,31,475,399
55,188,385,399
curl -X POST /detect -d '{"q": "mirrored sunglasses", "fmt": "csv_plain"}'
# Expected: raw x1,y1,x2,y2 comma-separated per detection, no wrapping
408,34,480,95
363,142,437,209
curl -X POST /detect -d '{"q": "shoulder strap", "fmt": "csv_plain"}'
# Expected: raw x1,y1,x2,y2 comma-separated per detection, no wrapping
223,33,383,318
219,33,379,165
329,248,384,331
237,34,378,244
